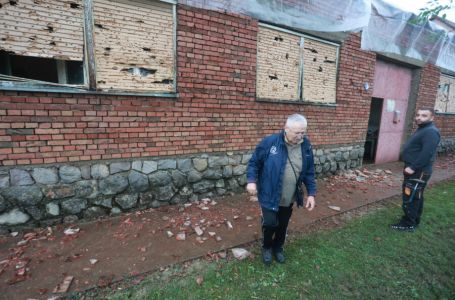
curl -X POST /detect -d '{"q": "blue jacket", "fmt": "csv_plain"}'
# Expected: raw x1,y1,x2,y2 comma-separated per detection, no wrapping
246,131,317,211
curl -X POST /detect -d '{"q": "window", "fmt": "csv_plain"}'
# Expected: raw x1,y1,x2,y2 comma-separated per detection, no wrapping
435,74,455,114
256,25,339,104
0,0,176,94
93,0,175,92
0,0,85,86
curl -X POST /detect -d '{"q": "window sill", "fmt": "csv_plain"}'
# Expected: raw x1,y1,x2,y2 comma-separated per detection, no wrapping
435,112,455,116
256,98,337,107
0,82,178,98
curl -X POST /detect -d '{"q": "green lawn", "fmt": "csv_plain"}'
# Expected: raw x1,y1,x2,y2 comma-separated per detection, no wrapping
105,180,455,300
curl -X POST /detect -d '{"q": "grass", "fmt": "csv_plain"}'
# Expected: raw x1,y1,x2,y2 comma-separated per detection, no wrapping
103,180,455,300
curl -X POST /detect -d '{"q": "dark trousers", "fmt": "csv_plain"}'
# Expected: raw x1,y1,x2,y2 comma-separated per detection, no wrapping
401,170,431,226
261,205,293,251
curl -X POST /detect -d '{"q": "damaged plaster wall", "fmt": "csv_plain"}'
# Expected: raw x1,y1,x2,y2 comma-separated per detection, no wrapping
0,0,84,61
435,74,455,113
256,25,338,103
256,26,300,100
302,39,338,103
93,0,175,92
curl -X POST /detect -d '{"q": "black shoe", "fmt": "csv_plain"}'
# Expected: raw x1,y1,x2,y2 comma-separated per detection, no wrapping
274,250,285,263
262,248,272,265
390,222,416,232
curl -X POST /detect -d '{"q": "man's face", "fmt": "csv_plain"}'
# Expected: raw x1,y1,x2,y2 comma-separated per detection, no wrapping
415,109,434,125
285,123,306,145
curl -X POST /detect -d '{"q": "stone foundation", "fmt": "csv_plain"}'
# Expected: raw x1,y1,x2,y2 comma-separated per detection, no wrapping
0,145,365,230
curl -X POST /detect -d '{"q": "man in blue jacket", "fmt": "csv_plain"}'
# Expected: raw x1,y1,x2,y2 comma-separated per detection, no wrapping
391,108,440,232
246,114,316,265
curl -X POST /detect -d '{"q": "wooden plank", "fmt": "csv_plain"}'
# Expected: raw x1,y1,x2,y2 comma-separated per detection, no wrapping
84,0,97,90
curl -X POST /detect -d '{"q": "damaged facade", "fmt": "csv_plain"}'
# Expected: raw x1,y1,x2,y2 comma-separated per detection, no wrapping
0,0,455,229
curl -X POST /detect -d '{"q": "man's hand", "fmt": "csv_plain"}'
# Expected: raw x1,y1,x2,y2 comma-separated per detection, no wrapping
305,196,315,211
404,167,415,175
246,183,257,195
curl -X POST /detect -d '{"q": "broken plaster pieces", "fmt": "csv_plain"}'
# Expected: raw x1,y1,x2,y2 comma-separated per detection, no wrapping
53,276,74,294
231,248,250,260
63,227,80,235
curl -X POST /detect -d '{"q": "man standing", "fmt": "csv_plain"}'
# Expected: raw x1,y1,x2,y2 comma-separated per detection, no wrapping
246,114,316,265
391,108,440,232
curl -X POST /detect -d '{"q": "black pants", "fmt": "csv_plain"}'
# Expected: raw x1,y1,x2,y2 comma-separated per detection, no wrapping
401,170,431,226
261,205,293,251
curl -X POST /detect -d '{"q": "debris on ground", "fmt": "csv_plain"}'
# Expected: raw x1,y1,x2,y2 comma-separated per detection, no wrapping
53,276,74,293
97,275,114,288
176,233,186,241
63,227,80,236
226,221,233,229
325,168,399,193
328,206,341,211
193,226,204,236
231,248,250,260
6,156,453,300
196,275,204,285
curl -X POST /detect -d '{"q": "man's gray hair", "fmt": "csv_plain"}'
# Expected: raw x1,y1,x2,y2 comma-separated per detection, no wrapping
286,114,307,128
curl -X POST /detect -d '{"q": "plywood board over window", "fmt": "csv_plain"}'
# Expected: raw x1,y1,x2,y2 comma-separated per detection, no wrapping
93,0,175,92
256,27,301,101
302,38,338,103
0,0,84,61
435,74,455,113
256,25,339,104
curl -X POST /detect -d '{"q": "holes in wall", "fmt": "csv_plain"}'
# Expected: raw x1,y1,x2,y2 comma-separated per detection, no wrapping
121,67,157,77
268,74,278,80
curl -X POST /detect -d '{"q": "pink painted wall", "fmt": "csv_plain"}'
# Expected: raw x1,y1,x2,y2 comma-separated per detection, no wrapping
372,60,412,164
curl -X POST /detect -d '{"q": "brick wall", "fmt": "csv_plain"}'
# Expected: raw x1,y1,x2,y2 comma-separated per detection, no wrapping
414,64,455,137
1,5,452,168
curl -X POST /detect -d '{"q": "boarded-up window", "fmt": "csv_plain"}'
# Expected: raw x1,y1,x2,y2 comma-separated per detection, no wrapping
302,39,338,103
0,0,84,61
256,25,338,103
256,27,301,101
435,74,455,113
93,0,175,92
0,0,84,85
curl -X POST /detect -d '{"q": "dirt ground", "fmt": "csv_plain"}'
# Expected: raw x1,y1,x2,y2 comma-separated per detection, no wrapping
1,154,455,300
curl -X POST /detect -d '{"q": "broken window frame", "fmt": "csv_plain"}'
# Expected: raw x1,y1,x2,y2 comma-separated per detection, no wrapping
0,0,178,97
435,73,455,115
256,23,340,105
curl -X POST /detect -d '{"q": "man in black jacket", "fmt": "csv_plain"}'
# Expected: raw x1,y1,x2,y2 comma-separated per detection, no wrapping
391,108,440,232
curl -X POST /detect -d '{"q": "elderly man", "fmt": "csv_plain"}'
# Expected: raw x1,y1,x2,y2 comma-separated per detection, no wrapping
246,114,316,265
391,108,440,232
